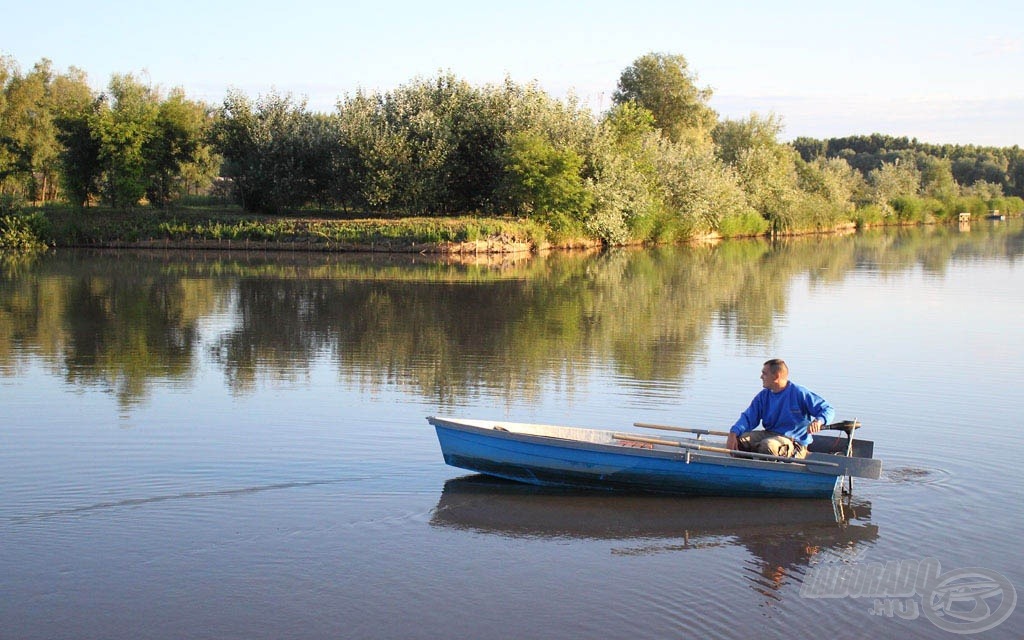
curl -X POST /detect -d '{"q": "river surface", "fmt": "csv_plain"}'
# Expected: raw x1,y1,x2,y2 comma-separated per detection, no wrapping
2,221,1022,639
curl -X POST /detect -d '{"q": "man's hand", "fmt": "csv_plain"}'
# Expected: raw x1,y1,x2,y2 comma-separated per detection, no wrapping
808,419,823,434
726,432,738,450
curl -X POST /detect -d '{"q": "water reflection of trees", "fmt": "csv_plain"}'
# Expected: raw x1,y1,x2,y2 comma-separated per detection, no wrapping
212,246,790,400
1,253,223,404
1,221,1021,406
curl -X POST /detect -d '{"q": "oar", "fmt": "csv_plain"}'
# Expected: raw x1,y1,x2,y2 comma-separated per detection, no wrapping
612,433,840,468
634,420,862,438
634,423,730,438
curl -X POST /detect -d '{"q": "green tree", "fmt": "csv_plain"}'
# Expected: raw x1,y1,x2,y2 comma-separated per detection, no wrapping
791,136,828,161
869,159,921,216
961,179,1003,200
44,65,93,202
1006,150,1024,197
55,97,104,208
918,156,958,200
792,135,1023,198
39,64,96,206
654,140,751,236
91,74,160,208
1,61,47,200
0,55,19,196
332,91,376,211
213,90,318,213
334,90,411,212
612,52,717,146
0,58,78,203
373,76,456,213
335,73,599,218
300,112,344,211
795,156,864,213
713,113,786,167
444,81,510,213
145,89,214,206
714,114,800,229
177,142,221,199
504,132,591,229
603,101,658,158
585,103,661,243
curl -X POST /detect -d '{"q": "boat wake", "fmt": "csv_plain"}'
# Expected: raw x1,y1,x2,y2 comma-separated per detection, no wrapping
7,475,376,525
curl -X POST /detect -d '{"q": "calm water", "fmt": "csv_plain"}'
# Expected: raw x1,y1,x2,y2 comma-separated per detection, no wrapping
2,221,1022,639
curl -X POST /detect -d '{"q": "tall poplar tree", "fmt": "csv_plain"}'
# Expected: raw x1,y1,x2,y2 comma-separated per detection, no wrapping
612,53,717,146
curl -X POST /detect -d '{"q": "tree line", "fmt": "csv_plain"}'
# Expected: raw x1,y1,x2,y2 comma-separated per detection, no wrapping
2,52,1022,245
794,134,1024,193
0,57,218,211
793,133,1024,213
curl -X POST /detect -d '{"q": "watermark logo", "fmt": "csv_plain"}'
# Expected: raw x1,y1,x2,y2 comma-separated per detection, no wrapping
800,557,1016,634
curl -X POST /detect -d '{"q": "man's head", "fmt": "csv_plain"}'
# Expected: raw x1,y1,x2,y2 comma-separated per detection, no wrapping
760,358,789,392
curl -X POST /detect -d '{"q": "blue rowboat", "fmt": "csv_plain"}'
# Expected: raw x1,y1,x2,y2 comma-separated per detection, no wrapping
427,416,882,499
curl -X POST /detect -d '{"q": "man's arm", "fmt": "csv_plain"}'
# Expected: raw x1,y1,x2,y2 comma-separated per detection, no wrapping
802,387,835,434
727,394,762,450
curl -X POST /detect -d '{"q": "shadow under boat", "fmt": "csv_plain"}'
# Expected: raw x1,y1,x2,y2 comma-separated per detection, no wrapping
430,474,877,544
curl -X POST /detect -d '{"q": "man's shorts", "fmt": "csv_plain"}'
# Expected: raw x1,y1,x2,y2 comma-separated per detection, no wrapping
737,430,808,459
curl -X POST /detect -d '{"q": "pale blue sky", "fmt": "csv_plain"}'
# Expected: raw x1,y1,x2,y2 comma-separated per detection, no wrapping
4,0,1022,145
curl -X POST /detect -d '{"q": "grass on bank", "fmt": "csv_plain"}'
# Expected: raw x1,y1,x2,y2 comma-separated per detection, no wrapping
853,195,1024,227
3,205,552,251
2,195,1022,257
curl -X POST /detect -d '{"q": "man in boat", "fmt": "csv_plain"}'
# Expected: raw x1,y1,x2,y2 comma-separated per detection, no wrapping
726,359,834,460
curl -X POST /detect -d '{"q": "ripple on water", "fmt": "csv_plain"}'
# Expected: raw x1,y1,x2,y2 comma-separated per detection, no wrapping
881,465,953,486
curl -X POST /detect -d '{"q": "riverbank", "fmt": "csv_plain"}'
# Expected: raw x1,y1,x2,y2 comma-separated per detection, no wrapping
0,204,1014,257
3,207,556,255
0,205,665,255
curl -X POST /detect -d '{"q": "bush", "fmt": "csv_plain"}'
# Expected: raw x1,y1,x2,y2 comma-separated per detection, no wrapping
718,210,768,238
644,206,697,243
852,205,885,228
891,196,927,223
788,193,849,231
0,213,50,254
989,196,1024,215
921,197,946,221
945,196,988,219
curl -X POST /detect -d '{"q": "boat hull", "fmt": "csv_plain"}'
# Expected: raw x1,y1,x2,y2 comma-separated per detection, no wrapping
431,417,842,499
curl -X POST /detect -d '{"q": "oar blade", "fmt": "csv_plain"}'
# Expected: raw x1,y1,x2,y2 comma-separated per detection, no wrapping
805,453,882,479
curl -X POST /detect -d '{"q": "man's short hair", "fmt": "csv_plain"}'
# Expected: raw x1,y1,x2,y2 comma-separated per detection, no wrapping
763,358,788,376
